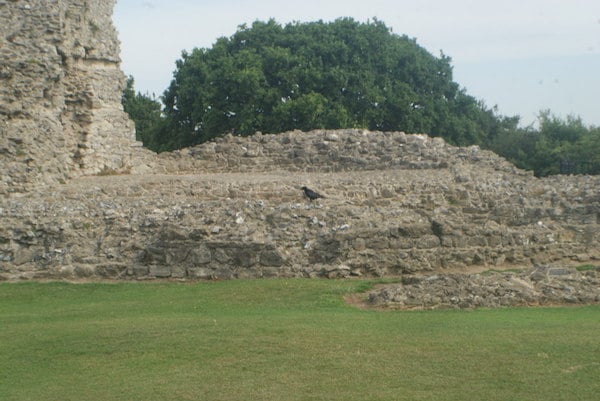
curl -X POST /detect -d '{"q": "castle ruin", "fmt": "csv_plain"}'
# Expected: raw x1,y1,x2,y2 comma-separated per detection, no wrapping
0,0,598,284
1,0,146,195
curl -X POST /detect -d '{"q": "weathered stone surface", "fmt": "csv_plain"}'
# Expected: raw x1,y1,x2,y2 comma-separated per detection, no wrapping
0,1,598,283
365,266,600,309
1,0,153,196
0,138,598,281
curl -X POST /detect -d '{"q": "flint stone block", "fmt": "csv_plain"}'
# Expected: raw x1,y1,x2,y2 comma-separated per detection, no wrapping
260,248,284,267
189,245,211,265
149,265,171,278
96,264,127,278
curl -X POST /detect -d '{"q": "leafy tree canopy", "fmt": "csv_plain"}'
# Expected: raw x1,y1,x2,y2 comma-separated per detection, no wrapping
122,19,599,177
122,76,165,151
488,110,600,176
160,18,507,149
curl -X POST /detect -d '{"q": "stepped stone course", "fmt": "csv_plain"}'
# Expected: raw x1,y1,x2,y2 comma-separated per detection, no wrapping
1,129,599,281
0,0,599,298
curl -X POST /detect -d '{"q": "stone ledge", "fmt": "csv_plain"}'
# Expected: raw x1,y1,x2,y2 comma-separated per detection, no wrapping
364,266,600,310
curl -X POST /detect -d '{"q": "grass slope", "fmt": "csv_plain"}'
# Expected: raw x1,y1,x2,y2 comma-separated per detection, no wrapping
1,280,599,401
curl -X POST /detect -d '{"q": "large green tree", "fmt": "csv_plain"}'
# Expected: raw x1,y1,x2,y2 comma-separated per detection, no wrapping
160,18,505,149
122,76,166,151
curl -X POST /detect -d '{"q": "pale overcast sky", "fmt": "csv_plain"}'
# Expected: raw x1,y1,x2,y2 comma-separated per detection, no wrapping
113,0,600,127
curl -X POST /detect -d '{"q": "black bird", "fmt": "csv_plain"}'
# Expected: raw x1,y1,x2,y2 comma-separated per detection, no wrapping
301,186,325,201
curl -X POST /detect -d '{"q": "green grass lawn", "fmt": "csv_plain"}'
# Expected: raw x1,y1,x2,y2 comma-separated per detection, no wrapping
1,279,598,401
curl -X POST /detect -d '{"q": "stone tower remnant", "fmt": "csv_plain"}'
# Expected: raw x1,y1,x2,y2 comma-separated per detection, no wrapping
0,0,143,195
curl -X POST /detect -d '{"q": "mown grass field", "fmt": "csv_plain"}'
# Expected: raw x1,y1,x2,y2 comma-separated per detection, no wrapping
1,279,598,401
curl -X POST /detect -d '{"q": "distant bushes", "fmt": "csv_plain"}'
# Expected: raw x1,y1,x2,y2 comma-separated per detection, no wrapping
487,110,600,177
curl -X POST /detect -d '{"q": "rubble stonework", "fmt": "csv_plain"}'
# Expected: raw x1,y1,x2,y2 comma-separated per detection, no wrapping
0,130,599,281
364,266,600,309
0,0,148,196
0,2,598,287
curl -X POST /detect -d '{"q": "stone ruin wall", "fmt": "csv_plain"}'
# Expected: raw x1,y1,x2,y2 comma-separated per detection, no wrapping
1,129,599,281
0,1,599,282
0,0,149,196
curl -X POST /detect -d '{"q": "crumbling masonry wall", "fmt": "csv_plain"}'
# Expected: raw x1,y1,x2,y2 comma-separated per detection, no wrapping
0,0,143,195
0,1,598,282
1,130,599,281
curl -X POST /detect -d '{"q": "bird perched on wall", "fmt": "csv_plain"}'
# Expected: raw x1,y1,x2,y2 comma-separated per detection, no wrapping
301,186,325,201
